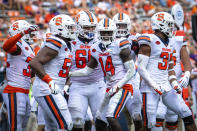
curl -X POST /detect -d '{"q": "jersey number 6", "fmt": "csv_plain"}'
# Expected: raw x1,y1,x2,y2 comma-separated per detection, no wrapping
75,49,91,68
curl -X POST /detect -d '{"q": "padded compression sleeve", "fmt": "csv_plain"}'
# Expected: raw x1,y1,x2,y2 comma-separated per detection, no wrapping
117,60,136,88
69,66,94,77
138,54,157,87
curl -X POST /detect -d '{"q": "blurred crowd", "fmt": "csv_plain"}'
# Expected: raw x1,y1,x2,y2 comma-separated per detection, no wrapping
1,0,197,62
0,1,197,66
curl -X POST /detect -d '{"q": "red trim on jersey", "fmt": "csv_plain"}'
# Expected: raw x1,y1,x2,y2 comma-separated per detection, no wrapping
3,33,23,53
175,30,185,36
42,74,52,84
3,85,29,94
155,121,164,127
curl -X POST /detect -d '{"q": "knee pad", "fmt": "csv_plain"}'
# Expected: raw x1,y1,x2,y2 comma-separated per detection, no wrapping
73,117,84,128
182,115,194,126
165,121,178,130
155,118,164,127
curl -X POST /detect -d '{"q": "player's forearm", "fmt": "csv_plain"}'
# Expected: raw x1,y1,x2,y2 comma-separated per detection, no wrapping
69,66,93,77
138,54,156,87
168,62,177,83
3,33,23,53
117,60,136,88
181,46,192,73
29,58,47,80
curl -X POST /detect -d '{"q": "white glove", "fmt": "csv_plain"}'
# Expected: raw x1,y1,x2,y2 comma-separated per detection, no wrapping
172,81,181,94
21,25,38,35
64,85,69,95
106,85,119,98
152,83,164,95
179,71,190,88
49,80,60,95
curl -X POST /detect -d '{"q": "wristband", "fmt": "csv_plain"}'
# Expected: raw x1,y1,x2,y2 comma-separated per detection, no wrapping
169,75,176,81
171,80,178,87
184,71,191,77
42,74,52,84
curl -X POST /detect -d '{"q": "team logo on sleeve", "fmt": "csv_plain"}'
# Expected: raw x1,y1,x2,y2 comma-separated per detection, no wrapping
156,41,160,45
92,49,96,52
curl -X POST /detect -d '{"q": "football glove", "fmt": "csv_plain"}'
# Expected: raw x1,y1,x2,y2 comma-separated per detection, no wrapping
179,71,190,88
49,80,60,95
21,25,38,35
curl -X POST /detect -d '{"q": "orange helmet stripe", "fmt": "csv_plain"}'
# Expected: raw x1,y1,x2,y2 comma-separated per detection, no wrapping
85,11,93,23
119,13,123,20
104,18,109,28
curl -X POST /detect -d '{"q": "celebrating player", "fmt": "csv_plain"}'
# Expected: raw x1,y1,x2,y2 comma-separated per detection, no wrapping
153,4,192,131
69,18,136,131
30,14,76,131
137,12,196,131
68,10,106,131
113,12,143,131
2,20,38,131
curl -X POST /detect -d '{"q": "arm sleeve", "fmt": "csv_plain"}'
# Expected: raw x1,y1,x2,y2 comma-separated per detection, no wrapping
70,66,94,77
138,54,156,87
117,60,136,88
3,33,23,53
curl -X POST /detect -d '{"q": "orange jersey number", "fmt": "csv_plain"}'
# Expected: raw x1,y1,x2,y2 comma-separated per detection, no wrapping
75,49,91,68
23,57,32,77
58,58,72,78
99,56,115,76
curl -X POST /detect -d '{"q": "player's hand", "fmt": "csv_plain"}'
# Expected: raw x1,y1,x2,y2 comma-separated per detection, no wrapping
152,84,164,95
49,80,60,94
172,81,181,94
179,71,190,88
21,25,38,35
68,72,72,77
106,85,119,98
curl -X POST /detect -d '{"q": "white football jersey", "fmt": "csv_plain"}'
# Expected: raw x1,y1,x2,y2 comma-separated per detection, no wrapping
90,38,132,88
6,39,35,89
138,34,175,92
173,31,187,79
32,35,73,96
70,38,104,84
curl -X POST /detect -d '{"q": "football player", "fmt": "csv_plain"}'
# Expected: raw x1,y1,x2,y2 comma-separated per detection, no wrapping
68,10,106,131
137,12,196,131
2,20,38,131
30,14,76,131
152,4,192,131
113,12,143,131
69,18,136,131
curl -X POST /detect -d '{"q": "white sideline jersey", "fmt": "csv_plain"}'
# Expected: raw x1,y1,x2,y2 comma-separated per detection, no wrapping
70,38,104,84
173,31,187,79
90,38,132,88
32,35,73,96
138,34,175,92
6,39,35,89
